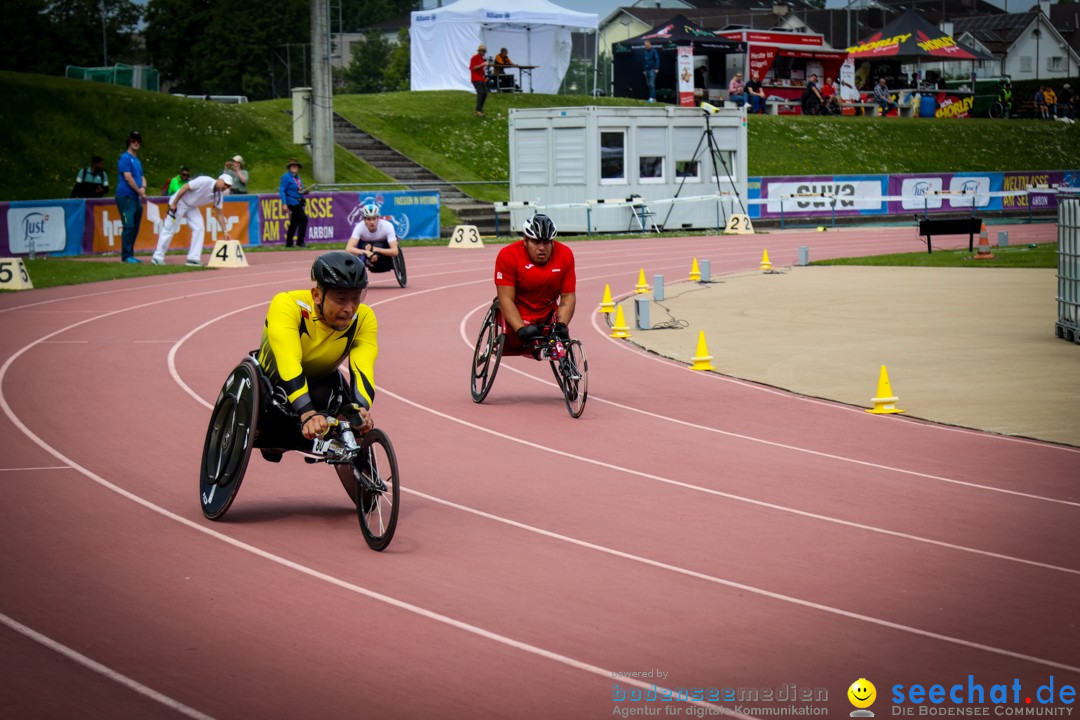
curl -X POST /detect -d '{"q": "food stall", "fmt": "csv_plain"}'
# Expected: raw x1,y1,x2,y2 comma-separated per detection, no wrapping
715,29,847,113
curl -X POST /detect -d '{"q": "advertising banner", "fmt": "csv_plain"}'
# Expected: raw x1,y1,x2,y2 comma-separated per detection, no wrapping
88,197,255,254
676,46,694,107
752,175,888,219
259,189,440,246
3,200,84,255
1001,170,1080,212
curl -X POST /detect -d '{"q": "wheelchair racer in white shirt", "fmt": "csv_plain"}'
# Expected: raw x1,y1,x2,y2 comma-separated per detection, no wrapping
345,203,400,273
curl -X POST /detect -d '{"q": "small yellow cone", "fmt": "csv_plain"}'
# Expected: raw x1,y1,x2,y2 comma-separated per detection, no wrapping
610,305,631,338
599,283,615,313
689,331,715,371
635,268,650,293
866,365,905,414
759,249,772,271
689,258,701,282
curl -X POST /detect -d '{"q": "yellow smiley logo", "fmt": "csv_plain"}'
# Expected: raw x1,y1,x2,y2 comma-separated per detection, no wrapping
848,678,877,709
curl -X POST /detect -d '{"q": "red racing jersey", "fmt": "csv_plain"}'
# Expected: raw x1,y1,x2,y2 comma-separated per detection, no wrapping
494,240,576,323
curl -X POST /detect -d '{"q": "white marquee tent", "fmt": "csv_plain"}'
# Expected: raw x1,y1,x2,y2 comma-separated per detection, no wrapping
410,0,598,95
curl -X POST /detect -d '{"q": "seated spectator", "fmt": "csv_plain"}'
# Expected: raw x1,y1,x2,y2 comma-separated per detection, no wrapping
801,74,823,115
873,77,898,116
745,71,766,114
727,72,746,108
1059,83,1075,121
166,166,190,195
1033,86,1049,119
1044,85,1059,119
71,155,109,198
820,76,841,115
494,48,513,73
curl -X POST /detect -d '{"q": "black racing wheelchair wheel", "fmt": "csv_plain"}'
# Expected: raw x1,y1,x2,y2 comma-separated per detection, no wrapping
470,300,504,403
349,429,400,551
550,339,588,418
392,247,407,287
200,358,260,520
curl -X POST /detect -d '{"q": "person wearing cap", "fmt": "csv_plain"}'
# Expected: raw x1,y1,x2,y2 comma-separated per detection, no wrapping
71,155,109,198
166,166,190,195
151,173,234,266
116,130,147,263
225,154,248,194
469,43,491,116
279,157,310,247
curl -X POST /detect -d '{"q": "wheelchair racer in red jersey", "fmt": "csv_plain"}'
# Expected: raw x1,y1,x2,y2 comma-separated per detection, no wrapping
494,214,576,354
345,202,400,274
258,251,377,446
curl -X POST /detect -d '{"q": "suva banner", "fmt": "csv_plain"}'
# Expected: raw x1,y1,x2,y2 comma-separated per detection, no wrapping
0,189,441,257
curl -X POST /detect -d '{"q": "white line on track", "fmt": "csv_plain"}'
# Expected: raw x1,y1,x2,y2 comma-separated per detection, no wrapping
0,611,217,720
0,273,746,719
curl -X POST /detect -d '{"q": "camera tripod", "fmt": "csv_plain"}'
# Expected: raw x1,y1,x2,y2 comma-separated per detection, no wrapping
661,111,748,230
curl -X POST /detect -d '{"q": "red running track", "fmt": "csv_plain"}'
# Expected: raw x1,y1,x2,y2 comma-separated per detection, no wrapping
1,225,1077,720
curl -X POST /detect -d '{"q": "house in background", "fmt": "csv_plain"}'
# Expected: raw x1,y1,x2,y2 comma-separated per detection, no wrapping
954,5,1080,81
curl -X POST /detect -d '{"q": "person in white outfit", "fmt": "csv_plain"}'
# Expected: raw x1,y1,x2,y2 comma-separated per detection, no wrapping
152,173,234,266
345,202,400,273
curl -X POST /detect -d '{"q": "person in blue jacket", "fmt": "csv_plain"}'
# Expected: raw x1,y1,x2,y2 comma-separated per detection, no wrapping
279,157,311,247
116,130,147,263
642,39,660,103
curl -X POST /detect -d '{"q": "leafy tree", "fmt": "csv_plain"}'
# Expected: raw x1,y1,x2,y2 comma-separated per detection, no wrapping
340,0,415,32
383,28,411,92
3,0,143,74
340,32,394,94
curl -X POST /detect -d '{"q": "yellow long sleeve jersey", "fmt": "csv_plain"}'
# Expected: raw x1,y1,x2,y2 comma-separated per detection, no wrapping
258,289,378,416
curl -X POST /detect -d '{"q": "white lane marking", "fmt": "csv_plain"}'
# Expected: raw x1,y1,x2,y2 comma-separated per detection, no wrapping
0,611,217,720
458,301,1080,507
2,279,742,718
405,488,1080,675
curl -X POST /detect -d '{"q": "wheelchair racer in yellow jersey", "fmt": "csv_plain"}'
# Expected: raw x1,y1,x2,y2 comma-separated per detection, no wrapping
258,251,377,444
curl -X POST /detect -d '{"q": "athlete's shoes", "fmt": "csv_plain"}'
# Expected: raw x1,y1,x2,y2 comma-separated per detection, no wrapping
150,256,164,265
186,259,202,267
123,257,142,264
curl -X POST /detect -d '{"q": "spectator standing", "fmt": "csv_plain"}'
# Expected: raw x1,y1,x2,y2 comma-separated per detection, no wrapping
727,72,746,107
469,43,490,116
1059,84,1075,121
116,130,147,264
167,167,190,195
225,155,248,194
1033,86,1049,119
151,174,234,266
642,40,660,103
71,155,109,198
279,158,310,247
1044,86,1058,119
873,77,898,116
801,74,823,115
745,71,766,114
997,80,1013,118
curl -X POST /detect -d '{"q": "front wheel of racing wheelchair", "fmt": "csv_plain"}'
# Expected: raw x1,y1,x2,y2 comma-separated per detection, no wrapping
200,355,400,551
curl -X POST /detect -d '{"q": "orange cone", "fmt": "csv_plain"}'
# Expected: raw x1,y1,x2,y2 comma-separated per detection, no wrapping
974,222,994,260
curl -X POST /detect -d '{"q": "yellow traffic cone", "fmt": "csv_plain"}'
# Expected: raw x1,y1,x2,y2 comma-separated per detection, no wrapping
689,258,701,282
599,283,615,313
866,365,905,414
610,305,631,338
759,249,772,271
635,268,649,293
974,222,994,260
688,331,715,371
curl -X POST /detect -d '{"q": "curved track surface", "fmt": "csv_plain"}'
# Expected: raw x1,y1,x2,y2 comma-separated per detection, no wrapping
2,229,1078,720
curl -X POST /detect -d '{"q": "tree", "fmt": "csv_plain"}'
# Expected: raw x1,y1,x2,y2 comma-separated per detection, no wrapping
47,0,144,67
383,28,411,92
340,32,393,94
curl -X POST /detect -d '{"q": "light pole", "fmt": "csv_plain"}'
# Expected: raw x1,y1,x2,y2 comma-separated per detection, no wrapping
100,0,107,66
1033,27,1040,81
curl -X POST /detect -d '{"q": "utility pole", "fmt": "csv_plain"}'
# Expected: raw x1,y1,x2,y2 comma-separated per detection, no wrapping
310,0,335,183
101,0,108,66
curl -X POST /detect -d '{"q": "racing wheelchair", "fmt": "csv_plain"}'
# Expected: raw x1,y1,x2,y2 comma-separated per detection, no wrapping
365,246,407,287
199,353,400,551
469,299,588,418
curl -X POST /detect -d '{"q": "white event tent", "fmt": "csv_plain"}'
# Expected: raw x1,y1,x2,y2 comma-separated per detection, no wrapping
410,0,599,95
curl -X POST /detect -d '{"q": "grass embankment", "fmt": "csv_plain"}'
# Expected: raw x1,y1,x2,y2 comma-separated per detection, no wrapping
813,242,1056,268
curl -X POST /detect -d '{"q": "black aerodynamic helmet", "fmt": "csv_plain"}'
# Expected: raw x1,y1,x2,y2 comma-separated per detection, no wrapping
522,213,557,242
311,251,368,290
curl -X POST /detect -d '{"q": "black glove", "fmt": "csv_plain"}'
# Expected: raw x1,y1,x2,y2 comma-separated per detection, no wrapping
517,324,542,346
167,207,176,220
550,322,569,340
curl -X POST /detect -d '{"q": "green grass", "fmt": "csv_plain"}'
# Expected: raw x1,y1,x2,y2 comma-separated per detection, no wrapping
812,242,1057,268
6,257,205,290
